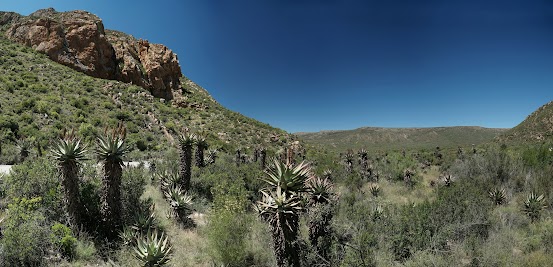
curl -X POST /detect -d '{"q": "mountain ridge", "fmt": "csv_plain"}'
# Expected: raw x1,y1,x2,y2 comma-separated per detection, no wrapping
297,126,508,152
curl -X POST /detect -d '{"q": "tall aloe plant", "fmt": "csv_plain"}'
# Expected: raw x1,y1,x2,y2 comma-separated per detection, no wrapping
194,133,208,168
257,159,311,267
177,129,196,191
96,124,128,240
51,129,87,227
306,176,335,261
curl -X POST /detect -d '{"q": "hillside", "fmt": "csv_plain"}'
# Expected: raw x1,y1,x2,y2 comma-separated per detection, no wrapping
0,12,287,164
498,100,553,143
296,126,507,152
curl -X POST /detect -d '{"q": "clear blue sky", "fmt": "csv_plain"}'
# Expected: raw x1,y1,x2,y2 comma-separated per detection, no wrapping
3,0,553,133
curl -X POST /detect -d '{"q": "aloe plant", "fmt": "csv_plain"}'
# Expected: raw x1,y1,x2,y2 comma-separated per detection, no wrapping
96,124,129,240
158,171,179,195
132,205,158,233
257,187,303,267
133,230,172,267
165,185,194,226
488,188,507,205
307,176,334,204
177,129,195,191
369,183,380,197
52,129,87,227
257,159,312,267
522,192,547,223
343,151,355,173
306,176,336,261
194,133,208,168
205,148,218,165
261,159,311,193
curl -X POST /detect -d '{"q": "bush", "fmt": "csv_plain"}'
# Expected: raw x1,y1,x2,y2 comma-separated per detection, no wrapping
51,223,78,259
206,178,253,266
121,166,148,226
0,197,50,266
4,157,63,221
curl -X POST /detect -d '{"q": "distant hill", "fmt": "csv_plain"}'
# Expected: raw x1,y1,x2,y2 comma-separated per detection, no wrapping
296,126,507,152
498,101,553,143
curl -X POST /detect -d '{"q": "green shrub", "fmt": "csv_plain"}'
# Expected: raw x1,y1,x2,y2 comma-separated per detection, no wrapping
4,157,63,221
206,178,253,266
0,197,50,266
51,223,78,259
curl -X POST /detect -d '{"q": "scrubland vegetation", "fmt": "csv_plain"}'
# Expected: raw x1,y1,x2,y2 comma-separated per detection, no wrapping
0,25,552,267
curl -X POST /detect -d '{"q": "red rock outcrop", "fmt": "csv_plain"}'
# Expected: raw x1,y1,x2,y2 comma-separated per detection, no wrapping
2,8,181,99
107,32,181,100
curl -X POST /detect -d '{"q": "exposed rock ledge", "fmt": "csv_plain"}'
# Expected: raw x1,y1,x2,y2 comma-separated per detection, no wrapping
1,8,181,99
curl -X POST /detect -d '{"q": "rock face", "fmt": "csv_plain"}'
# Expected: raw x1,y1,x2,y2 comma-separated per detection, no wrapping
107,31,181,100
1,8,181,99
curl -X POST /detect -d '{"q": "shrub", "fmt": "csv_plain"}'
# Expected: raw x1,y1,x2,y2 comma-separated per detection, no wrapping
51,223,78,259
4,157,63,221
206,178,253,266
0,197,50,266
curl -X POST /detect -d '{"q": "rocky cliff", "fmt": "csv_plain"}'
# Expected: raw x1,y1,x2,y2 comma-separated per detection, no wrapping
0,8,181,99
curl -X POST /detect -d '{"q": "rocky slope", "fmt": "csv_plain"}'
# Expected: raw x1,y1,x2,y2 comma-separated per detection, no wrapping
0,8,180,99
498,100,553,143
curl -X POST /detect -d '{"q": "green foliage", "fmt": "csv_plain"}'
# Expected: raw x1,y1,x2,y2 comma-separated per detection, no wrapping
206,182,253,266
121,166,149,226
51,222,78,259
298,126,506,153
0,197,50,266
4,157,63,221
389,180,492,261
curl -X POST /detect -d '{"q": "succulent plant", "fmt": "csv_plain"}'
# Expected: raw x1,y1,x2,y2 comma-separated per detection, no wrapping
257,187,302,267
369,183,380,197
165,185,194,225
158,171,180,195
194,133,208,167
205,148,218,165
133,230,172,267
261,159,311,193
442,174,453,187
52,129,87,227
177,128,196,191
522,192,547,223
307,176,334,204
120,226,139,246
133,205,158,233
488,188,507,205
96,123,128,240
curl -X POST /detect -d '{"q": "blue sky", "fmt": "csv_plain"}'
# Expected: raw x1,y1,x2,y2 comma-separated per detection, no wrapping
3,0,553,132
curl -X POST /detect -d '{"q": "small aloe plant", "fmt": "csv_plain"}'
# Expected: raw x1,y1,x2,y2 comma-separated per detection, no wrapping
488,188,507,205
372,205,384,221
158,171,180,195
307,176,334,204
369,183,381,197
442,174,453,187
164,186,194,226
522,192,548,223
133,205,158,233
133,230,172,267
